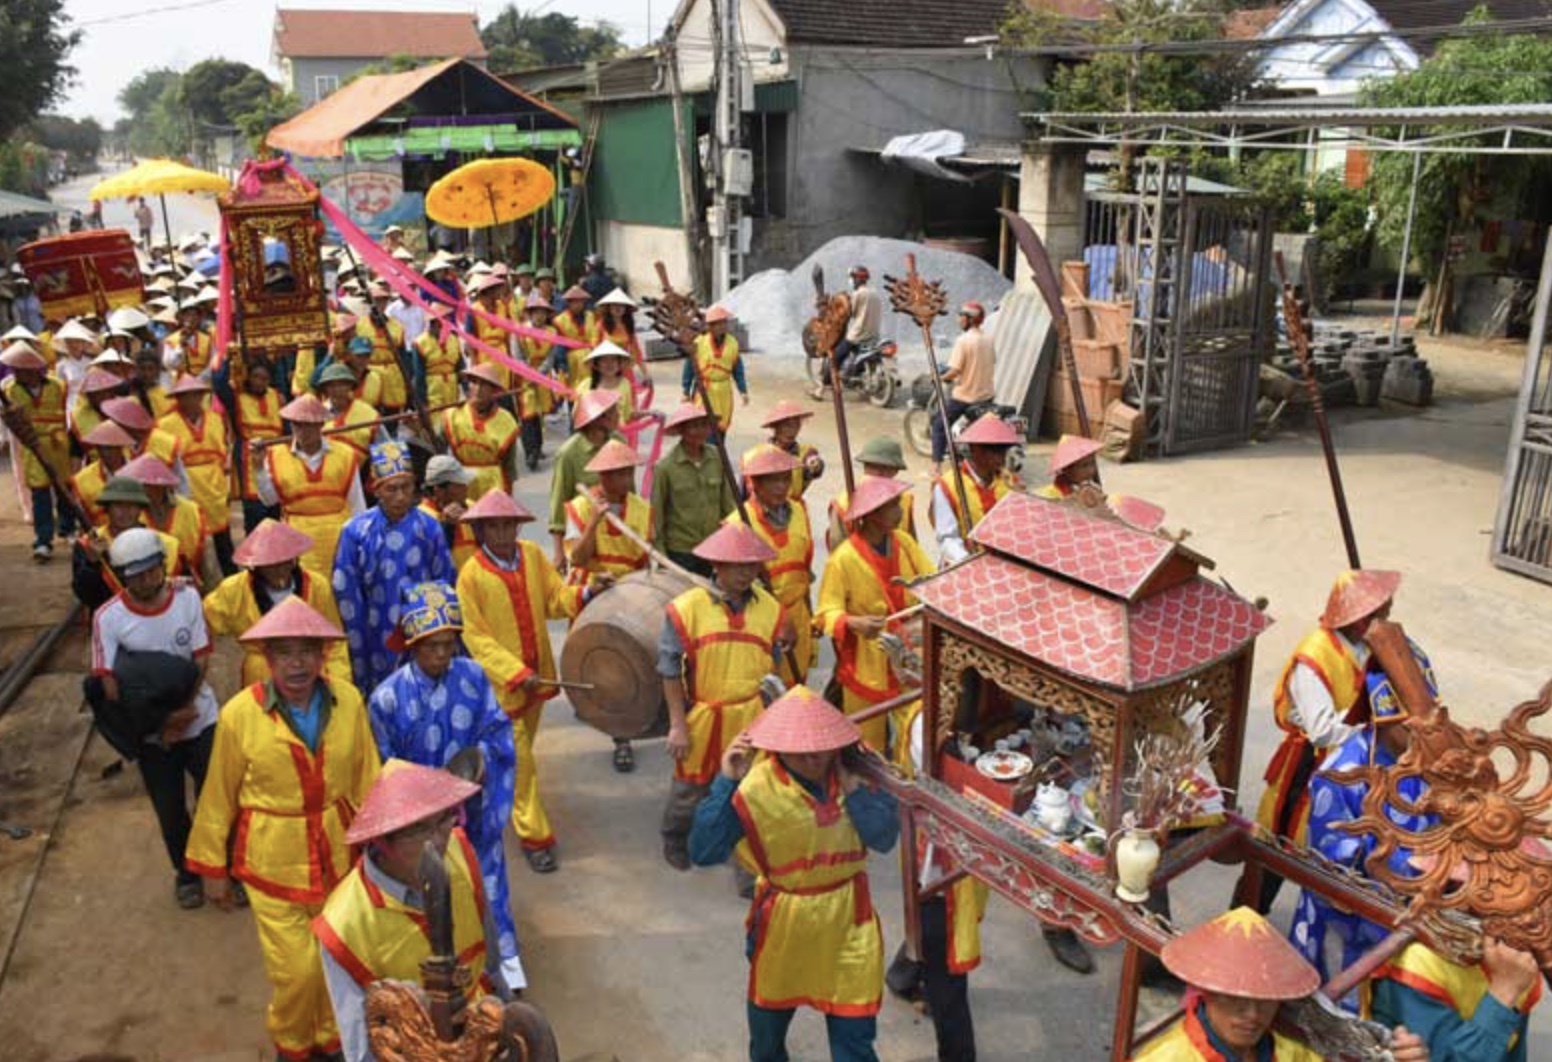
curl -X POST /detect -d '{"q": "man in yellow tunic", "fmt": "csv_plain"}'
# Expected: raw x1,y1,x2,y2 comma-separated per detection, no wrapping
120,453,219,592
203,518,351,688
256,393,366,575
72,419,135,525
815,475,932,753
1035,433,1102,500
826,436,916,551
420,454,479,571
456,489,597,873
468,274,514,391
554,284,597,389
439,362,519,503
157,373,234,573
319,362,380,463
416,303,463,407
689,687,898,1062
313,761,507,1062
291,313,357,397
728,444,816,686
2,341,74,561
164,298,214,378
517,292,560,470
1129,908,1427,1061
929,412,1019,567
356,283,409,414
103,394,189,492
749,399,824,501
185,598,380,1062
659,523,787,874
682,305,746,435
231,358,285,532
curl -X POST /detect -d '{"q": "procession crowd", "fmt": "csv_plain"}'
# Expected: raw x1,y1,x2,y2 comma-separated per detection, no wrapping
0,229,1540,1062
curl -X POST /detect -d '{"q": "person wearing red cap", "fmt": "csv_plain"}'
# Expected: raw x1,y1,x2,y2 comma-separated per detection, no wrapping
354,291,410,415
547,388,622,573
1037,433,1103,500
122,453,219,592
555,285,597,389
747,400,824,500
931,303,996,475
70,367,130,453
1252,569,1410,909
203,518,352,689
815,475,932,752
366,586,523,987
186,598,381,1062
517,292,561,469
227,357,285,532
3,340,74,560
256,393,367,576
467,273,514,392
1130,908,1428,1060
930,412,1021,566
313,761,509,1062
826,264,882,385
456,489,595,872
103,394,191,493
659,522,788,874
688,686,899,1062
157,373,235,574
729,443,816,686
438,362,519,504
72,418,132,519
682,305,747,435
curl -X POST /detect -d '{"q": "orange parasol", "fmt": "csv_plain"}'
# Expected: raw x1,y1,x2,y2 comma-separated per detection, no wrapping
424,158,556,229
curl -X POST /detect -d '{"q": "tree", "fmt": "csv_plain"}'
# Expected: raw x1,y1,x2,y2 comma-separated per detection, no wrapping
117,68,187,157
180,60,264,128
482,4,623,72
1362,8,1552,318
29,114,101,164
0,0,81,141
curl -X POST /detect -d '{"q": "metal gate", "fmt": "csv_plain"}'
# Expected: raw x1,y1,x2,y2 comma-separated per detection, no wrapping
1492,232,1552,583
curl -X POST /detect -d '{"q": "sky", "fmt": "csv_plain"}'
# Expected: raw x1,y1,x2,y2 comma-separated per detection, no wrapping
58,0,659,125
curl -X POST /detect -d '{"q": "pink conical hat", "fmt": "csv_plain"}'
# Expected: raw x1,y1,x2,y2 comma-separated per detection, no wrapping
746,686,862,754
460,490,536,523
119,454,179,488
1160,908,1320,1000
233,519,314,568
1320,569,1402,630
693,523,777,564
1050,433,1102,477
238,596,345,643
344,759,480,845
102,396,153,431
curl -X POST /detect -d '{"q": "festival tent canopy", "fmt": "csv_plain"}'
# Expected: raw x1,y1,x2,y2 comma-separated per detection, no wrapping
266,58,579,160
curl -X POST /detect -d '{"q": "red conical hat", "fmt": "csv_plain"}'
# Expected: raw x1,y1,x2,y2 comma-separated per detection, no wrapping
279,393,329,424
238,596,345,643
461,361,506,388
1320,569,1401,630
331,313,358,335
693,523,777,564
573,387,620,429
742,443,800,479
1161,908,1320,1000
102,396,153,431
958,413,1021,447
83,369,126,395
844,475,909,523
562,284,590,301
460,489,536,523
705,305,732,323
119,454,179,488
746,685,862,754
662,401,711,434
0,341,45,370
81,420,136,449
233,518,314,568
524,292,552,313
344,759,480,845
585,439,643,473
167,373,211,396
760,399,813,428
1050,433,1102,477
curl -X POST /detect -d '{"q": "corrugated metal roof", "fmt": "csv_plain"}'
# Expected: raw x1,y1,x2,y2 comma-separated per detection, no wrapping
1027,103,1552,127
988,288,1056,424
0,189,61,219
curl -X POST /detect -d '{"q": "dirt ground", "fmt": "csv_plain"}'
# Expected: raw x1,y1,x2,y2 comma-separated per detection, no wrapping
0,312,1548,1062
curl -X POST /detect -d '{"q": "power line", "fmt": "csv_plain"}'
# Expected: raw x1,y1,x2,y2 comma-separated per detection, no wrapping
74,0,242,28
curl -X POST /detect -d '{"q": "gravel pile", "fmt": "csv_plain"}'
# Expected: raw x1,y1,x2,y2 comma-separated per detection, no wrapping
723,235,1013,356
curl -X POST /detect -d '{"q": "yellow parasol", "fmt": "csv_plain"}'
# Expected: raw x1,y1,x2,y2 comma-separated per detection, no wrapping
425,158,556,229
89,158,232,253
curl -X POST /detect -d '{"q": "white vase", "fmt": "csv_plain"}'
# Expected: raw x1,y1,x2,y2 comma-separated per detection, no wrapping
1113,828,1161,903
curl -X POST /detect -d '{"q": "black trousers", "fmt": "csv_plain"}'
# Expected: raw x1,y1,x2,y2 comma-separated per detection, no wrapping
932,397,973,463
136,724,215,883
921,896,976,1062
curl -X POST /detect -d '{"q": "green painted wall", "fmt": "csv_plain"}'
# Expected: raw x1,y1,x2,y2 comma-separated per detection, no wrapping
590,97,686,228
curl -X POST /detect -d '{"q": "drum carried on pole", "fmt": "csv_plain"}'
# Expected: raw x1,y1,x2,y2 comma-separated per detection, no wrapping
561,569,688,739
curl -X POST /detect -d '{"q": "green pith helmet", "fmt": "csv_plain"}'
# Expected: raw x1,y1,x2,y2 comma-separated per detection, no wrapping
98,475,152,507
854,436,906,470
534,267,556,281
318,363,358,386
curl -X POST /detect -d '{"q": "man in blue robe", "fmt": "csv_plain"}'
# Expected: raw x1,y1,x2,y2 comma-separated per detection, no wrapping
333,442,455,692
367,582,524,989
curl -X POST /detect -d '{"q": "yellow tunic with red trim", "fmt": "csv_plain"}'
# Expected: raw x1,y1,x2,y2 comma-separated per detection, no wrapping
266,444,361,575
665,584,783,786
691,332,741,433
565,491,650,589
471,312,513,390
416,330,463,407
2,374,68,488
351,368,384,411
892,700,987,974
743,441,821,501
1254,627,1366,845
185,680,380,903
312,828,492,999
419,499,477,571
733,755,884,1016
235,389,285,501
325,399,378,462
1131,1005,1323,1061
591,320,645,367
355,317,408,411
157,408,231,529
142,385,174,418
440,403,518,502
147,495,209,577
203,570,353,688
577,374,635,424
815,531,933,749
167,328,214,377
72,394,106,448
930,462,1013,533
1364,941,1540,1056
727,498,815,685
72,458,113,525
456,543,584,718
135,425,184,471
554,309,597,388
516,334,555,419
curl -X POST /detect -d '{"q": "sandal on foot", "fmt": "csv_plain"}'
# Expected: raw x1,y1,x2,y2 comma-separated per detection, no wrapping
524,847,559,873
612,741,635,773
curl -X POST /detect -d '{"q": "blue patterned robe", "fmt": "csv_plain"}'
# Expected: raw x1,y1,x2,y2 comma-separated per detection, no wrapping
332,506,454,693
368,657,522,978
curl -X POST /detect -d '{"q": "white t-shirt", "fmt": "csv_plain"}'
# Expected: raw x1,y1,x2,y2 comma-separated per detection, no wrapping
91,581,219,743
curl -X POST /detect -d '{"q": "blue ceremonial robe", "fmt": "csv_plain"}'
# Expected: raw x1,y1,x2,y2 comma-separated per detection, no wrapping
332,505,455,693
368,657,521,972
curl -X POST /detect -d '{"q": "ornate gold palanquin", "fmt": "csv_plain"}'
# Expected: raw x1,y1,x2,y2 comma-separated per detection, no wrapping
218,158,330,356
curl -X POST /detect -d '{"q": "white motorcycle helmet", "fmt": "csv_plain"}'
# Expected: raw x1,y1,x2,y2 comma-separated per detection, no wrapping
108,527,166,578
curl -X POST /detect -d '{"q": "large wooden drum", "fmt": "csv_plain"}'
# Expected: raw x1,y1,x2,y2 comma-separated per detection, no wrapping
561,569,690,739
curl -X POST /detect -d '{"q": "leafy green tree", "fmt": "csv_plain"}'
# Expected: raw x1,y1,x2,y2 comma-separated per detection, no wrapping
28,114,102,166
180,60,264,127
482,4,623,71
346,54,442,82
117,68,188,157
0,0,81,142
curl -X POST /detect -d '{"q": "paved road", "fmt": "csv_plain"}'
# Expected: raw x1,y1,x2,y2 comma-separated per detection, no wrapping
51,163,222,246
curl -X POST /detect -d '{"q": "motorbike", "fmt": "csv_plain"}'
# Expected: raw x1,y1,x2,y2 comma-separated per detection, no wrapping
802,334,900,408
902,373,1027,475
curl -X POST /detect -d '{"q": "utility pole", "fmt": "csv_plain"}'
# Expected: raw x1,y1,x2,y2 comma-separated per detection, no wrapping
709,0,745,299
